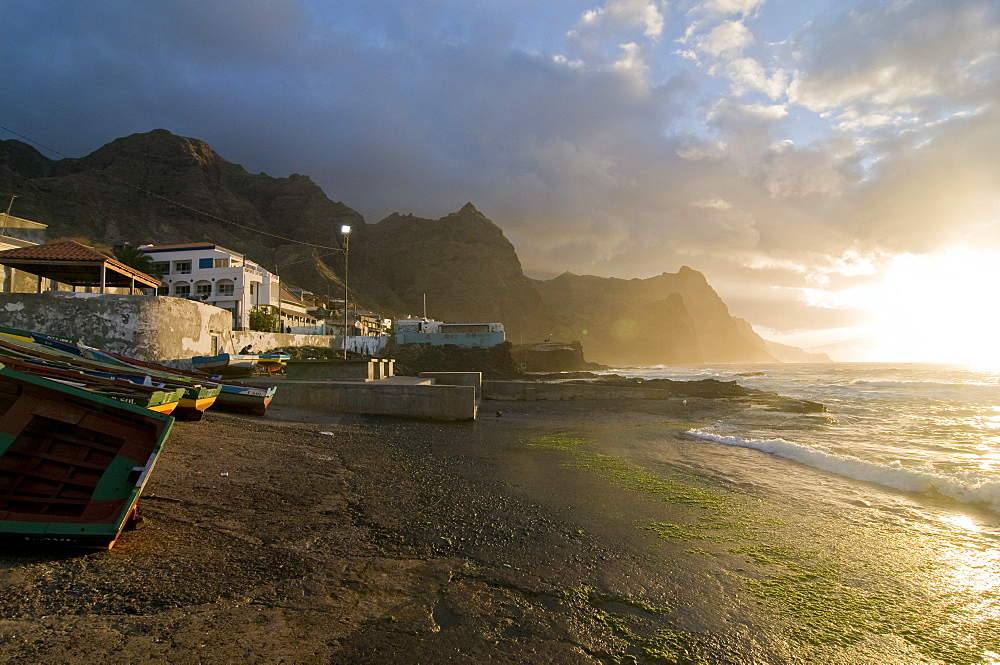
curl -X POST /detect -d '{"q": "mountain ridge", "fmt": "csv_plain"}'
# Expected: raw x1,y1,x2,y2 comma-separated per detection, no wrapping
0,129,830,364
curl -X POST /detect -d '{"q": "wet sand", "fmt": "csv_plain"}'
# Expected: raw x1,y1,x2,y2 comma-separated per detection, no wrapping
0,398,936,664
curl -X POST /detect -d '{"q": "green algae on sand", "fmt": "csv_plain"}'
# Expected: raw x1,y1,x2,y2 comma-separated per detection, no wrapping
528,430,1000,664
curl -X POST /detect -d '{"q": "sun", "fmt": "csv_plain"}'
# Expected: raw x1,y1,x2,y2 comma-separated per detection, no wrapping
853,250,1000,364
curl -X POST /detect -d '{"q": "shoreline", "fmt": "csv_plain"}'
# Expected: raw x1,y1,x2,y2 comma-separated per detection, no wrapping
0,398,958,663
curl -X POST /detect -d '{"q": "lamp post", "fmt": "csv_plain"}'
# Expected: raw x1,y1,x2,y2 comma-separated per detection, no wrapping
341,225,351,359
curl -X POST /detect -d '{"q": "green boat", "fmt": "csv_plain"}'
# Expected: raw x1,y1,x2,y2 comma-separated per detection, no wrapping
0,362,174,549
0,333,220,421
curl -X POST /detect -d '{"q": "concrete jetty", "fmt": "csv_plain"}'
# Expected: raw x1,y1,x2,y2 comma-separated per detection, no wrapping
249,364,481,421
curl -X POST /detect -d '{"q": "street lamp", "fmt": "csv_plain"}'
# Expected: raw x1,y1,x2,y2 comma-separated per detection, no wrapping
341,225,351,360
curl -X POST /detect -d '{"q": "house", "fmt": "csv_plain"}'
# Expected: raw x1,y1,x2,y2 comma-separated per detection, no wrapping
394,318,506,348
0,240,160,295
0,212,48,293
276,286,325,334
141,242,278,330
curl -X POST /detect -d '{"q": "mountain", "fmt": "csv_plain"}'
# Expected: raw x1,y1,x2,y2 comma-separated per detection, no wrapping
0,129,363,293
348,204,549,328
764,340,833,363
0,129,826,364
531,268,777,365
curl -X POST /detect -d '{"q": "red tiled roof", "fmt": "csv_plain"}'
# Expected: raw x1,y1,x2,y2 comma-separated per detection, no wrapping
0,240,113,262
0,240,161,287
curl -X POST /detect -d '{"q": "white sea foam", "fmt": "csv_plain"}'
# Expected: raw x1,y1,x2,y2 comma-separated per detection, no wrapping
688,428,1000,514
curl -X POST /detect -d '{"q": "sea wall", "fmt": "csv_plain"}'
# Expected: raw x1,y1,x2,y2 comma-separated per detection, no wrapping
0,292,338,366
484,380,679,401
261,379,478,421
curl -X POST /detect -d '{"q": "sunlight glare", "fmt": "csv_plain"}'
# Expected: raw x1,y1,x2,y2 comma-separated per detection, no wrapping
832,251,1000,363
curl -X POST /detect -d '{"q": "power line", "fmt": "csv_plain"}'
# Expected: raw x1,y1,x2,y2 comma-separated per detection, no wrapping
0,124,346,251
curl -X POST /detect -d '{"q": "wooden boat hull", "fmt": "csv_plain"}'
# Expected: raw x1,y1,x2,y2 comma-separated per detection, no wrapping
0,363,173,549
0,328,272,417
214,384,277,417
256,352,289,374
0,354,184,415
173,388,221,421
191,354,259,377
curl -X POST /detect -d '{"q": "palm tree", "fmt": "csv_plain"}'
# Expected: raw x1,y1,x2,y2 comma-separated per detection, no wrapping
113,243,160,277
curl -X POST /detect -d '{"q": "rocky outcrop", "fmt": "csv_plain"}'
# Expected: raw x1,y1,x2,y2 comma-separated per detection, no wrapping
511,341,604,373
348,203,549,327
764,340,833,363
530,267,777,365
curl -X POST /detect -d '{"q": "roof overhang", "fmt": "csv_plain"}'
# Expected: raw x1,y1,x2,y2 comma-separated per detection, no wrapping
0,257,161,289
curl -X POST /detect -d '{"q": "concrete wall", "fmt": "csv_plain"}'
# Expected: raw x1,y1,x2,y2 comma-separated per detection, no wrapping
266,379,478,420
0,292,231,364
0,292,339,367
226,330,337,355
419,372,482,401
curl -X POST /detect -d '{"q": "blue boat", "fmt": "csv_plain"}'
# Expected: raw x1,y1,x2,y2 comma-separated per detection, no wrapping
191,353,259,377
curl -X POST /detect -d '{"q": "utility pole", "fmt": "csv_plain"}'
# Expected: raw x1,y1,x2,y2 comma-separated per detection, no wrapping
1,194,17,237
341,225,352,360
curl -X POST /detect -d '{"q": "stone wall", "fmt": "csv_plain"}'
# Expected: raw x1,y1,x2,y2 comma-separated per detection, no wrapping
0,292,338,366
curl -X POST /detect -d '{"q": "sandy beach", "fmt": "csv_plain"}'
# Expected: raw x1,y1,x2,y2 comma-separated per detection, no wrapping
0,397,944,664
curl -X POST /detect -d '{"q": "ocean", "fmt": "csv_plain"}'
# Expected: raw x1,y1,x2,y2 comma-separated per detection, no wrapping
590,362,1000,662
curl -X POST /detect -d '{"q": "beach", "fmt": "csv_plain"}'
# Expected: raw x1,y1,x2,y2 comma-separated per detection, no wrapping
0,395,985,664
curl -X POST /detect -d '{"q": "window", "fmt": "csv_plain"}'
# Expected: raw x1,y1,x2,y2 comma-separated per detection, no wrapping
217,282,235,296
174,261,191,275
156,286,169,295
199,258,214,269
152,262,169,275
195,283,212,296
214,258,229,268
174,283,190,297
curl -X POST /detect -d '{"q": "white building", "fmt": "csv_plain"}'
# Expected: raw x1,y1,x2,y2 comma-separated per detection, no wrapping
141,242,278,330
276,286,325,334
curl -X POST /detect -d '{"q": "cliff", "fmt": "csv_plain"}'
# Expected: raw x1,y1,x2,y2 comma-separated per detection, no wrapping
0,129,823,365
530,267,776,365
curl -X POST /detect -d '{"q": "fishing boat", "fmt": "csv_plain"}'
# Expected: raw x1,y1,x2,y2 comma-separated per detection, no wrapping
0,327,279,418
0,333,220,421
0,361,174,549
191,353,259,377
0,356,184,415
257,351,290,374
4,329,277,417
99,352,276,416
215,383,277,416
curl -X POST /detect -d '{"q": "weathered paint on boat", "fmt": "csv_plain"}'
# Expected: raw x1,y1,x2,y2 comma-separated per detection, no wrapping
0,352,185,415
0,332,219,421
0,327,274,417
191,353,259,376
0,362,173,549
214,384,277,417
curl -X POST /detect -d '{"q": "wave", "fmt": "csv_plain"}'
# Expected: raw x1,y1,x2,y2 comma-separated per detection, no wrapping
688,428,1000,513
851,379,1000,391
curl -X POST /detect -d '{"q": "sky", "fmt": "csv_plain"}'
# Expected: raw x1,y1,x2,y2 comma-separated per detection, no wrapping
1,0,998,362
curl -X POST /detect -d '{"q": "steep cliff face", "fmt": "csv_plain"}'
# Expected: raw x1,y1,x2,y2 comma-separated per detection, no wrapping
531,268,776,365
0,129,813,365
349,203,548,327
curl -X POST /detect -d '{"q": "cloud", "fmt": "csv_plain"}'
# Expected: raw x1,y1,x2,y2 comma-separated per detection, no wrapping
695,19,753,57
695,0,767,19
0,0,997,360
788,0,1000,123
574,0,667,41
